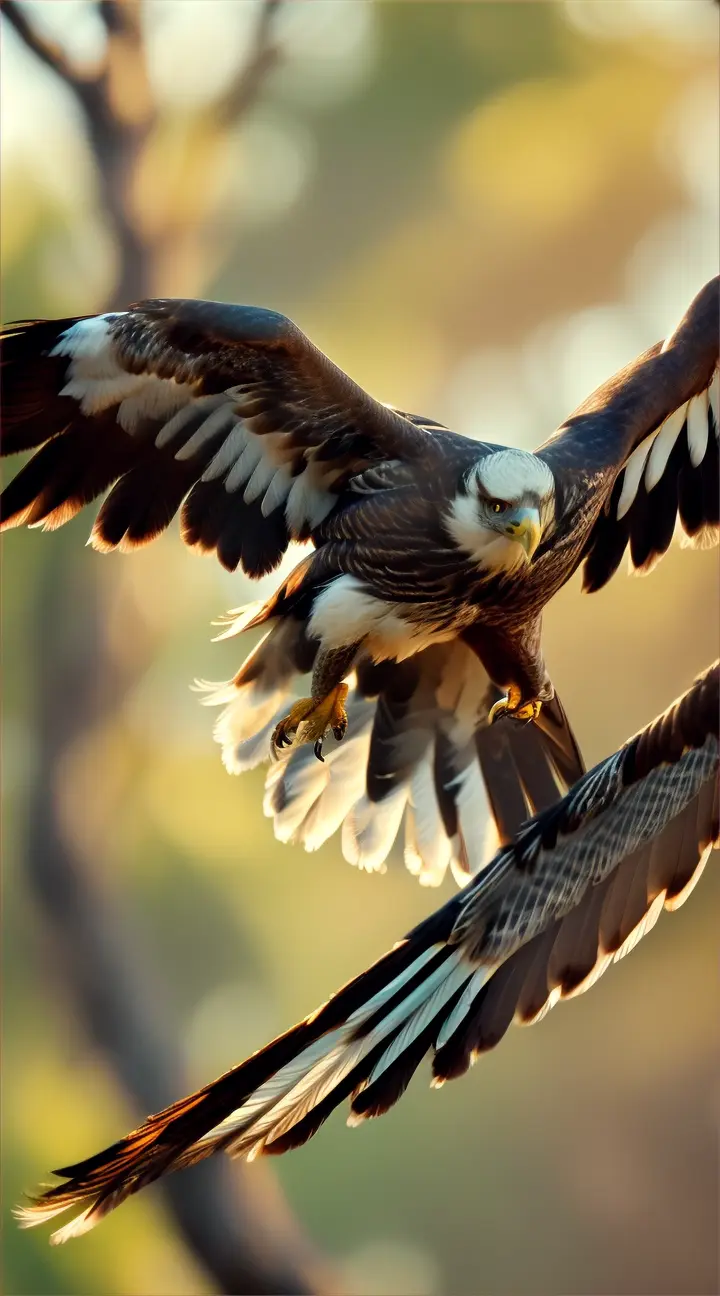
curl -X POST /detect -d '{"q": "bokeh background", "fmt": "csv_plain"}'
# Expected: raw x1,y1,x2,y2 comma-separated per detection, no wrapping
2,2,719,1294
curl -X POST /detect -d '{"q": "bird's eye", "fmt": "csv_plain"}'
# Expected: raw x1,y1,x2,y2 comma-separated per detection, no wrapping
489,499,508,514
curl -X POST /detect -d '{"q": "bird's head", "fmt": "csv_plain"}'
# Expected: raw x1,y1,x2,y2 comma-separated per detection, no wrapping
446,449,555,571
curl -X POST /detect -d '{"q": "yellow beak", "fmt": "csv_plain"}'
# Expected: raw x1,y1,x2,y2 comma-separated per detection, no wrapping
503,506,542,559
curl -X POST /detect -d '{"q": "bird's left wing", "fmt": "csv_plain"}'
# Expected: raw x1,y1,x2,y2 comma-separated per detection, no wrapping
17,664,717,1243
0,300,433,575
537,276,718,591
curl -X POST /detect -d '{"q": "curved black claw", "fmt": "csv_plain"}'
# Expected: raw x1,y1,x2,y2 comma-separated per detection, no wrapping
313,738,325,762
488,695,510,725
488,692,542,725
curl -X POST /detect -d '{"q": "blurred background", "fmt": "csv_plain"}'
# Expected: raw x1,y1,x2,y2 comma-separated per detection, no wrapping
2,2,719,1294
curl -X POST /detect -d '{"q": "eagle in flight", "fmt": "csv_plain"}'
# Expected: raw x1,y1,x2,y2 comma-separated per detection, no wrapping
1,276,718,884
16,661,719,1242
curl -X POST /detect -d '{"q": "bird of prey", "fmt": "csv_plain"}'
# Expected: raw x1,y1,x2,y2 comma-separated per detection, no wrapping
1,276,718,883
16,661,719,1244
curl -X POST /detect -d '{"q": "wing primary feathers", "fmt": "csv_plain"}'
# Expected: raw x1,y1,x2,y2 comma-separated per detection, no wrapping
1,304,437,573
579,356,719,589
17,663,718,1243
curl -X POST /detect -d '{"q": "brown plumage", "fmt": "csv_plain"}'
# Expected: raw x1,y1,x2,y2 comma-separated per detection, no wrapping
2,281,717,879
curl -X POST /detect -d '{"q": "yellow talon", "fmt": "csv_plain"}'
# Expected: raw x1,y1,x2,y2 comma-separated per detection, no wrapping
488,686,542,725
272,683,349,761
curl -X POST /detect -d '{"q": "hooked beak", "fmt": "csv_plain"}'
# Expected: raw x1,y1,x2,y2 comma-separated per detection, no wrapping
503,506,542,560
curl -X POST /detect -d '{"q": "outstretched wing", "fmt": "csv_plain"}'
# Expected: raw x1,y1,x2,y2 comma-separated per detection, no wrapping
452,659,719,966
0,300,432,575
537,276,718,590
17,664,717,1243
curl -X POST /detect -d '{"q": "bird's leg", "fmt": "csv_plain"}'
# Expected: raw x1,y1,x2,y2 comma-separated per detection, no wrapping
488,680,554,725
463,617,554,727
272,643,361,761
488,685,541,724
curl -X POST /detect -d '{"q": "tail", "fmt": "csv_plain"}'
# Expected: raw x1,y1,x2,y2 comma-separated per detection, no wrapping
207,628,584,887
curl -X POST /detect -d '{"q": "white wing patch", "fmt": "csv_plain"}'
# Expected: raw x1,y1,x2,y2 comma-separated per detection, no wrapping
644,402,689,493
686,388,709,468
156,395,227,451
48,318,344,541
615,436,654,521
51,315,121,360
285,463,337,535
52,317,196,426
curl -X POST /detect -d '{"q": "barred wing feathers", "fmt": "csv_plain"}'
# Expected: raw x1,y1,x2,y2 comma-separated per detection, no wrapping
0,300,431,574
18,663,718,1243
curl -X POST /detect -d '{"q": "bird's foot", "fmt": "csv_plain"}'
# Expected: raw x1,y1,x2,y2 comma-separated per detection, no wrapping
272,683,349,761
488,685,542,725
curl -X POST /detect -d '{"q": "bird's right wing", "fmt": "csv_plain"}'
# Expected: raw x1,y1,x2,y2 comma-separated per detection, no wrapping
0,299,435,575
18,663,718,1244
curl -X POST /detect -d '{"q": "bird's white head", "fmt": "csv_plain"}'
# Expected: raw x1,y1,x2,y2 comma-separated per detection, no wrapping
445,449,555,571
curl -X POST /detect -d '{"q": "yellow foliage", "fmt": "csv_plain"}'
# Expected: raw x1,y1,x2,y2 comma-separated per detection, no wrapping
444,56,685,230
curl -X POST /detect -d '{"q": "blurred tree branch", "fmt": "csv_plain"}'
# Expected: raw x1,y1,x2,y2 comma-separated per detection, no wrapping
3,0,153,301
3,1,332,1292
213,0,282,127
28,549,330,1296
3,0,91,83
2,0,284,300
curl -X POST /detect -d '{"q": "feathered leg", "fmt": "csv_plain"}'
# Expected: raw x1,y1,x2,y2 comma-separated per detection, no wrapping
272,643,361,761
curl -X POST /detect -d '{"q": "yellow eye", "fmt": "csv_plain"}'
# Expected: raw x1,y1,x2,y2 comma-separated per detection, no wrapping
489,499,507,514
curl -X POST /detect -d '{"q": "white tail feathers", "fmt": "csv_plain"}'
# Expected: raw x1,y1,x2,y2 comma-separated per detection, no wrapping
210,600,268,642
195,675,288,773
266,706,373,850
200,617,301,772
202,630,486,884
450,758,495,878
404,755,453,886
342,786,409,874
